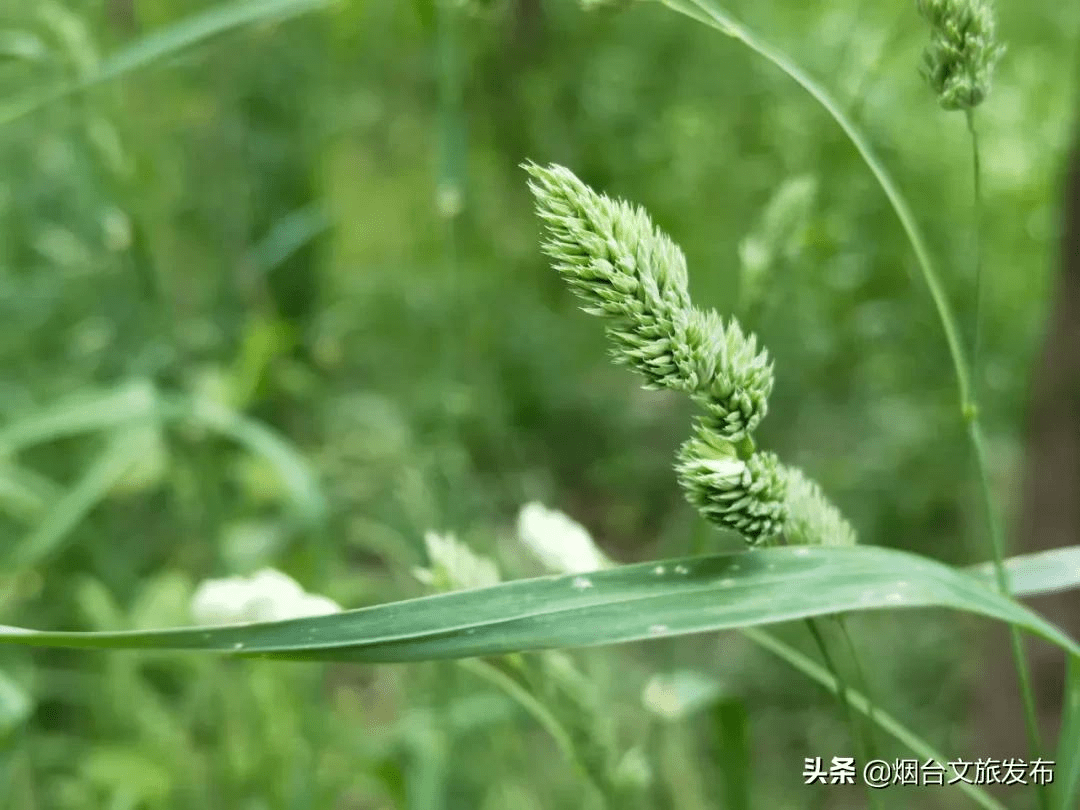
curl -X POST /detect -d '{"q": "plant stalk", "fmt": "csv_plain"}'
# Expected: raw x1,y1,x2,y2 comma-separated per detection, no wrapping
804,618,883,810
743,627,1008,810
663,0,1046,785
836,617,879,761
964,109,1048,810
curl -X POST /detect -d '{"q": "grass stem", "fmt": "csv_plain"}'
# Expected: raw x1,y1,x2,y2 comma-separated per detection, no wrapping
660,1,1048,798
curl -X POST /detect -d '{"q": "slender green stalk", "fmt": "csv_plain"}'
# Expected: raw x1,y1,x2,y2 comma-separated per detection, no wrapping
970,418,1047,784
966,110,985,386
662,0,1045,776
964,108,1047,810
457,659,581,777
804,619,882,810
435,0,464,375
836,618,879,761
743,627,1008,810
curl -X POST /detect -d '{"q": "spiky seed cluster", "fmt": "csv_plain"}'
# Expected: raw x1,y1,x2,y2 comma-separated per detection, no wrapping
916,0,1005,111
526,161,854,549
525,161,772,442
525,161,692,390
780,466,857,547
674,430,788,546
677,307,774,440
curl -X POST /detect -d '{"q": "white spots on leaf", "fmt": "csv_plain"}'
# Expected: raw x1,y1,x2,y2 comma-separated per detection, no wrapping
884,582,909,604
674,564,689,575
648,624,669,636
653,565,666,575
572,576,594,590
718,578,735,587
792,547,811,557
232,642,244,650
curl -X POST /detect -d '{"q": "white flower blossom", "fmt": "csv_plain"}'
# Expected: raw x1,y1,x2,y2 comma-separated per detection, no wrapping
413,531,500,592
516,501,610,574
190,568,340,626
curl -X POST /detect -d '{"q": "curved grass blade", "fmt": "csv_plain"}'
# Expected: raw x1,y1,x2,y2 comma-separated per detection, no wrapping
0,0,336,126
0,462,62,522
0,383,325,526
248,204,332,277
0,381,156,452
0,546,1076,662
162,396,326,526
4,431,145,570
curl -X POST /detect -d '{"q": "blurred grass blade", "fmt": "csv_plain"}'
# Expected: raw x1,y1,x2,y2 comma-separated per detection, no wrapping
457,658,577,767
248,204,332,276
0,383,324,525
0,30,49,62
0,463,62,522
968,546,1080,597
0,381,156,452
0,669,32,737
712,697,750,810
0,0,336,125
738,174,817,312
164,396,326,526
5,431,145,570
1054,655,1080,810
0,546,1077,661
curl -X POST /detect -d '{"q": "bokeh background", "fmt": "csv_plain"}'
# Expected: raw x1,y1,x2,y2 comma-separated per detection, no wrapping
1,0,1078,807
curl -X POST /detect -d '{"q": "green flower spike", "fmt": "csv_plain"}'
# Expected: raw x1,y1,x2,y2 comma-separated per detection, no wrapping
526,161,855,549
677,307,774,442
674,429,788,546
916,0,1005,111
780,466,858,547
525,161,773,442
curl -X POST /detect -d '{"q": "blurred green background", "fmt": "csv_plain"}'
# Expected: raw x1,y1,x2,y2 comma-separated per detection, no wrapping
1,0,1078,807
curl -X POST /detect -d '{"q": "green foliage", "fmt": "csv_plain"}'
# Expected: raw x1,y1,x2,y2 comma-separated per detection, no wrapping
4,545,1080,659
0,0,1077,807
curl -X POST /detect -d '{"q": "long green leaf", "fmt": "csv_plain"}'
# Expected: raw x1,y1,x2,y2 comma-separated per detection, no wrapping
0,0,335,125
0,546,1077,661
